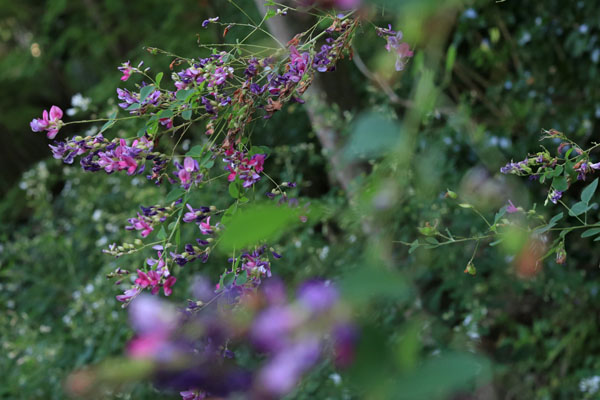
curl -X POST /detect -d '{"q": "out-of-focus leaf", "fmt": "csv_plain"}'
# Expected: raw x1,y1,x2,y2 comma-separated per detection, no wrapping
340,266,409,304
218,203,321,251
343,113,402,161
393,352,491,399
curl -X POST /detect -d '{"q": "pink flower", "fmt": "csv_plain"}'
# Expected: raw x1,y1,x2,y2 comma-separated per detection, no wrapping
199,217,213,235
118,61,133,81
226,165,237,182
380,29,414,72
178,169,191,185
506,200,519,214
163,276,177,296
30,106,64,139
126,213,154,237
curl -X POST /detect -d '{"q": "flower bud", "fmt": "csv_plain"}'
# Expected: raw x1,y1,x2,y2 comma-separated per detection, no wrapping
445,189,458,199
464,262,476,276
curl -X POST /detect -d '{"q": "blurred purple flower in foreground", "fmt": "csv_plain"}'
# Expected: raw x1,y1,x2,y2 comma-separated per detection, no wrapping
122,279,354,399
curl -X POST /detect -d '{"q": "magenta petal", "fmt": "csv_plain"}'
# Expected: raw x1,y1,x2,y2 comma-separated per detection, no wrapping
46,129,59,139
183,157,196,172
49,106,63,120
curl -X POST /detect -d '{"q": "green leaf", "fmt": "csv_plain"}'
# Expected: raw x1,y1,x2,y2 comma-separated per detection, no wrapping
228,182,240,199
186,145,205,158
493,207,506,225
139,85,155,103
393,352,491,399
155,72,163,86
100,112,117,133
146,120,158,135
344,113,402,161
549,212,564,225
533,213,563,235
219,203,313,251
581,228,600,238
166,188,186,203
126,102,141,111
569,201,587,217
551,165,563,178
458,203,473,209
581,178,598,204
408,240,420,254
222,271,235,288
176,89,193,101
340,266,409,304
182,109,192,120
265,8,277,20
158,109,174,119
553,176,568,192
424,237,439,245
220,203,238,227
157,227,167,240
235,271,248,286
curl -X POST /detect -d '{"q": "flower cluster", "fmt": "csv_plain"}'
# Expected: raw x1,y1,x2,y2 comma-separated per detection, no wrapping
173,157,203,189
223,149,266,188
173,52,233,91
500,133,600,204
116,251,176,303
228,245,280,283
32,12,383,398
30,106,64,139
96,137,153,175
50,134,154,176
121,279,353,399
117,85,162,113
377,25,414,71
125,203,173,238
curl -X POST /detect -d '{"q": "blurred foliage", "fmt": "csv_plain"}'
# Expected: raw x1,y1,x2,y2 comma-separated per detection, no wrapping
4,0,600,399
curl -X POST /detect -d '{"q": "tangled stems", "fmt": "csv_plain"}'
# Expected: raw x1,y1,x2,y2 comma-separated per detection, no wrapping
402,131,600,273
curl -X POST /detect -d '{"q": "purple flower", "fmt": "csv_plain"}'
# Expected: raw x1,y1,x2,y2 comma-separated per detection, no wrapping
256,338,321,396
244,58,260,78
297,281,338,314
500,158,529,174
287,46,311,83
506,200,519,213
183,204,210,223
377,27,414,71
202,16,219,28
251,306,299,352
30,106,64,139
550,190,563,204
208,66,233,87
116,286,141,303
180,390,206,400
